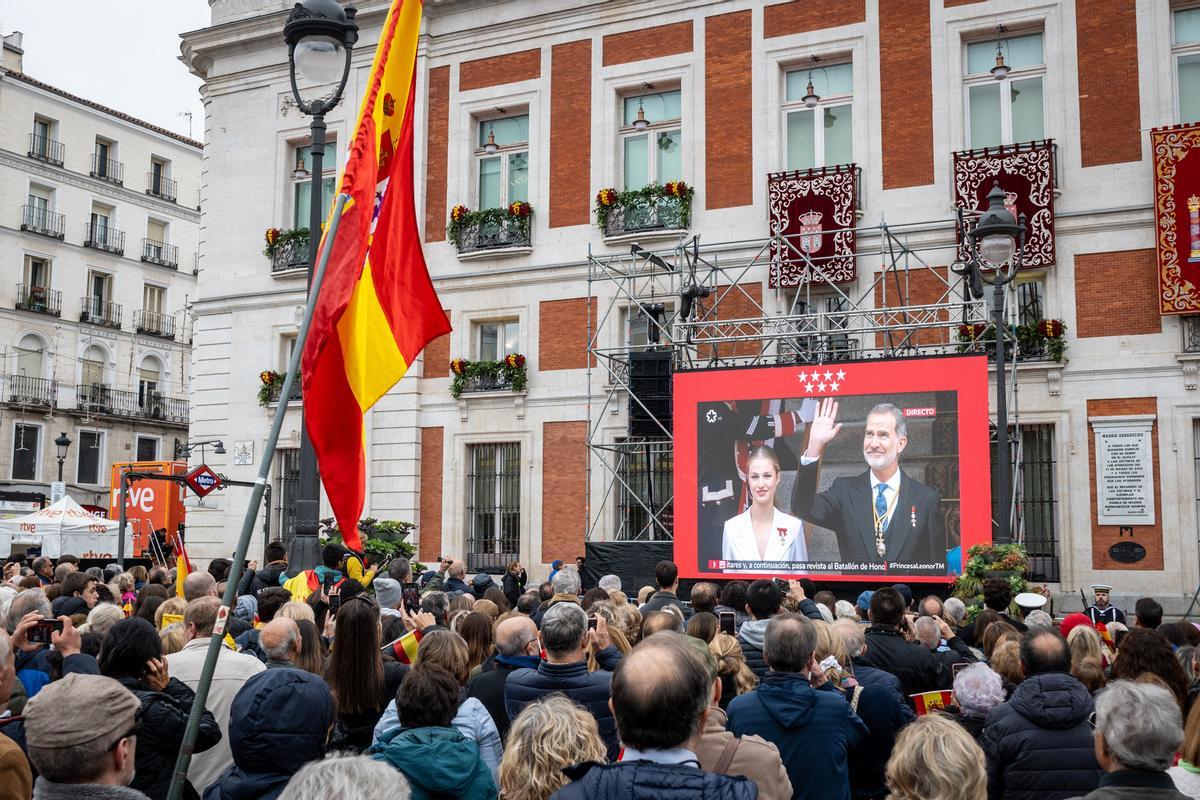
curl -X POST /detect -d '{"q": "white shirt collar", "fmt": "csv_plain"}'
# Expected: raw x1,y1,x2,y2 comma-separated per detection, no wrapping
620,746,700,765
869,469,902,495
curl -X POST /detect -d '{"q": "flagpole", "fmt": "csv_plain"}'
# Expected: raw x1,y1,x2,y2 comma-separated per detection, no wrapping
165,192,349,800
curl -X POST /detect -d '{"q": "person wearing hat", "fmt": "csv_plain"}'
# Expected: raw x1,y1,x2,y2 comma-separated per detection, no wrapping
23,672,148,799
1086,584,1126,626
470,572,497,600
373,578,403,619
1015,591,1048,619
855,590,874,624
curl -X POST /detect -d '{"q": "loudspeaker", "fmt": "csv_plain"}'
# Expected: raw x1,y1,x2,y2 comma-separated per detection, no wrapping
628,350,672,437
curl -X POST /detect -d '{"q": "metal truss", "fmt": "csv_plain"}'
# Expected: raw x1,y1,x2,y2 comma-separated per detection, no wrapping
585,217,1014,543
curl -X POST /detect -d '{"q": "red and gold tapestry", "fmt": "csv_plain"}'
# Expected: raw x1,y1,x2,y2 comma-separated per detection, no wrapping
953,139,1056,270
768,165,857,288
1152,122,1200,315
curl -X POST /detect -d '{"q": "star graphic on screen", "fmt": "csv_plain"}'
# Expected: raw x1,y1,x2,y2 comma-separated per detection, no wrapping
829,381,840,392
705,409,718,423
817,382,827,392
797,371,808,383
823,370,833,381
805,382,815,393
836,369,846,381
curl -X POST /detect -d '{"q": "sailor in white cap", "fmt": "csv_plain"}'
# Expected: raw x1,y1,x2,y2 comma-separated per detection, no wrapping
1014,591,1047,619
1086,583,1125,625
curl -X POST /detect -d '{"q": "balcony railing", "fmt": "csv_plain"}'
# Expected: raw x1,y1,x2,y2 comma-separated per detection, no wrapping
458,373,515,393
146,173,178,202
134,309,176,340
455,217,532,255
603,194,688,237
270,232,310,273
79,297,122,329
7,375,56,407
28,133,64,166
20,205,65,239
15,283,61,316
76,384,188,424
84,223,124,255
90,154,124,184
267,379,304,403
1184,316,1200,353
141,238,179,268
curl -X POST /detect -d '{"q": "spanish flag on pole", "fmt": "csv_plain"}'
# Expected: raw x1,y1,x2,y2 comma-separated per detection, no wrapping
302,0,450,552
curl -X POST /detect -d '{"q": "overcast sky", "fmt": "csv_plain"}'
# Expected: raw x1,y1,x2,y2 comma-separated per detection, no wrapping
3,1,211,140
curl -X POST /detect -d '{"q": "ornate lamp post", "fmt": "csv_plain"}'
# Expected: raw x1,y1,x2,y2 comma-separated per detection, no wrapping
953,182,1025,544
54,432,72,483
283,0,358,572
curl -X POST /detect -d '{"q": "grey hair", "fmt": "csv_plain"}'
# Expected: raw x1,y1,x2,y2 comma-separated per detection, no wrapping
598,574,622,592
832,618,865,656
0,628,10,673
495,620,538,657
279,753,410,800
551,566,581,596
1024,609,1054,631
764,613,816,672
914,616,941,649
834,600,858,621
868,403,907,438
953,663,1006,719
7,589,51,633
943,597,967,625
1095,680,1183,771
541,602,588,655
263,624,301,661
79,603,124,638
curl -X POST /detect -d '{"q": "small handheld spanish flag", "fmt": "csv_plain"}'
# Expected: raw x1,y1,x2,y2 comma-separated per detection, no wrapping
910,690,954,715
384,629,424,664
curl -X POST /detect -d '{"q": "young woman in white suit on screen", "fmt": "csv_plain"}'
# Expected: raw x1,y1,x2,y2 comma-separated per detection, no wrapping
721,444,808,567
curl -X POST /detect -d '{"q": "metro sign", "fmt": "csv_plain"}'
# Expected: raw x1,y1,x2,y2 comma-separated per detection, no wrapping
184,465,222,498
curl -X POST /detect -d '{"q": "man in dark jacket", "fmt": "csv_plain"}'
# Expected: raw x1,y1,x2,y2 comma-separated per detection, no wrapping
981,629,1101,800
739,580,824,679
242,540,289,596
204,668,335,800
641,560,688,617
727,613,867,800
466,615,540,739
859,587,945,698
506,602,623,761
551,632,757,800
833,618,915,723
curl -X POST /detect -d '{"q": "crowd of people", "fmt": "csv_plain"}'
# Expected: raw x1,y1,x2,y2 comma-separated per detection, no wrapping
1,549,1199,799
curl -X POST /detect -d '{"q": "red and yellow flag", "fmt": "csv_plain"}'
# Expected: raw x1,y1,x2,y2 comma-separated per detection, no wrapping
302,0,450,552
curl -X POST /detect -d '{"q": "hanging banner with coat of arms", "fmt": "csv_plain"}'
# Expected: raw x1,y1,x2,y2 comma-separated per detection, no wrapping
953,139,1056,270
1152,122,1200,315
767,165,858,288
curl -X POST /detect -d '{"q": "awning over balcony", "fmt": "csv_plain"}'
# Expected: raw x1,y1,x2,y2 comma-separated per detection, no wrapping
767,164,858,288
953,139,1056,271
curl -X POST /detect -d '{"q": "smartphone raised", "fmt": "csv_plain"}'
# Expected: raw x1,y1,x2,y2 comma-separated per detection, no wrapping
401,582,421,614
719,611,736,636
27,617,63,644
588,617,598,632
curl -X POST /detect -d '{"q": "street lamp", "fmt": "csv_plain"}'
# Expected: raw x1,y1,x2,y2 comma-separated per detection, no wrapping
283,0,358,574
175,439,226,461
54,432,71,483
953,182,1025,544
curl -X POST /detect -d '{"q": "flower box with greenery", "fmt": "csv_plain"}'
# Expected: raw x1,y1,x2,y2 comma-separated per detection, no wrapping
263,227,310,272
319,517,422,571
594,181,694,236
446,201,533,254
257,369,301,406
952,542,1046,622
449,354,528,398
956,318,1067,363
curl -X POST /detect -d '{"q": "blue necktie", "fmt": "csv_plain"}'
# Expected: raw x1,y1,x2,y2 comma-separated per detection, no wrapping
875,483,889,529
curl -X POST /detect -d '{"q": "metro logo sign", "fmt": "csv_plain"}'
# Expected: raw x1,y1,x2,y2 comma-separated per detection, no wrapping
185,465,222,498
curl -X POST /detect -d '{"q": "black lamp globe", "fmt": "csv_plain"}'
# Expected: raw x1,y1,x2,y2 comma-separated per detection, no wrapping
284,0,359,114
974,182,1021,267
54,432,72,461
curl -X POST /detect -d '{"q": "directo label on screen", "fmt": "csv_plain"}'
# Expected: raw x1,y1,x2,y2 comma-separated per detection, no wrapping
903,407,936,417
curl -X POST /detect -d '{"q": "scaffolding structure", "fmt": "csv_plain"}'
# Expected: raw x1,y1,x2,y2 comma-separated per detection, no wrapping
585,215,1031,546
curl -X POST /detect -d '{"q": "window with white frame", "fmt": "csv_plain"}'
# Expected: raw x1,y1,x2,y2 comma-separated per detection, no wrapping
80,344,107,388
76,430,104,485
784,62,854,170
11,423,40,481
476,114,529,210
1175,8,1200,124
466,442,521,562
965,32,1045,148
16,335,45,379
136,435,159,462
621,89,682,190
292,142,338,230
475,319,519,361
24,255,51,288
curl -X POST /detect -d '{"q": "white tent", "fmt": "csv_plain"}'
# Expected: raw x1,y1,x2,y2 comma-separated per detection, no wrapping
0,495,126,559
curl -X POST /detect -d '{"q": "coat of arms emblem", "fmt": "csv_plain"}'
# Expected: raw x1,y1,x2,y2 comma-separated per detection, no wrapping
798,210,823,254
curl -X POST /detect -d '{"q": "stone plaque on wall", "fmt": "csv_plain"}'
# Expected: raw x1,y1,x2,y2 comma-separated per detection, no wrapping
1091,416,1156,526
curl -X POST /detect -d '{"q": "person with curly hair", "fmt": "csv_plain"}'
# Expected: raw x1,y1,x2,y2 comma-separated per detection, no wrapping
885,713,987,800
499,695,607,800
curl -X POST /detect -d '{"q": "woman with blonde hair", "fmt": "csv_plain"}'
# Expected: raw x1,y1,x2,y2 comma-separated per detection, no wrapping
498,694,607,800
709,633,756,709
159,621,187,655
989,640,1024,689
637,585,656,606
276,600,315,623
886,713,986,800
585,602,631,672
1067,624,1104,668
154,596,187,630
1169,697,1200,796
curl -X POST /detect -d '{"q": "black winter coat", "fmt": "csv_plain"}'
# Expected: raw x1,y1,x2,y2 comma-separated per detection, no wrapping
860,625,946,698
245,562,288,596
114,676,221,800
505,656,619,762
980,672,1102,800
551,760,758,800
502,569,527,609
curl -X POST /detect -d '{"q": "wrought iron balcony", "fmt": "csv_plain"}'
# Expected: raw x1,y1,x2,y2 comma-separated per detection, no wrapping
90,154,124,184
270,232,310,273
1184,316,1200,353
76,384,188,424
15,283,61,317
142,238,179,268
458,373,516,393
134,309,176,340
7,375,56,407
79,297,122,329
28,133,64,166
146,173,178,202
455,216,532,255
20,205,65,239
603,195,688,237
84,223,124,255
267,379,303,403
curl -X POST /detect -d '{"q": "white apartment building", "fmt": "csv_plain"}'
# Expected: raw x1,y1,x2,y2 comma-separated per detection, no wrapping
182,0,1200,604
0,32,201,513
